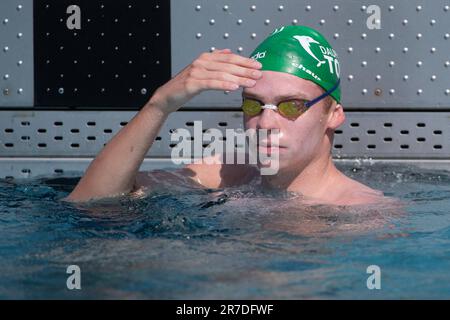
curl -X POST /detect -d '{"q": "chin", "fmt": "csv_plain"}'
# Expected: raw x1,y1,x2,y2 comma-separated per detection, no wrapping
257,160,279,176
257,157,294,176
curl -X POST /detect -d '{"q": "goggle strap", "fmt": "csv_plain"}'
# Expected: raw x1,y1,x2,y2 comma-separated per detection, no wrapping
305,79,340,108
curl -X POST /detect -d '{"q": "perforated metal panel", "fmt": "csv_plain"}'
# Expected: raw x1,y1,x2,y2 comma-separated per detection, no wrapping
0,110,243,157
1,110,448,157
172,0,450,109
333,112,450,158
33,0,171,108
0,0,34,107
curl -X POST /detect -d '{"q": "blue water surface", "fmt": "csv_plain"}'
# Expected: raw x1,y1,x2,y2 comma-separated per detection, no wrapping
0,161,449,299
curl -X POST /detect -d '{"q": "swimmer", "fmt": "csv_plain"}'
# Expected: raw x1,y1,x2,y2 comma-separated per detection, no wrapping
67,25,392,206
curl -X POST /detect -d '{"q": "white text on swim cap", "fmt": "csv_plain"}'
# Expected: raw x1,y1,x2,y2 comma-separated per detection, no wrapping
319,46,338,58
251,51,266,60
291,62,322,82
323,55,340,77
319,46,340,77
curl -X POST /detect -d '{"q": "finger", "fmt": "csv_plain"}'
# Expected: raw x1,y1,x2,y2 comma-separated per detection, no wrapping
200,60,263,80
204,52,262,69
192,69,257,88
195,79,240,91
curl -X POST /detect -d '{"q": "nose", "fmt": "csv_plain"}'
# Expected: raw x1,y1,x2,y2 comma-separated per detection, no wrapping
256,108,279,130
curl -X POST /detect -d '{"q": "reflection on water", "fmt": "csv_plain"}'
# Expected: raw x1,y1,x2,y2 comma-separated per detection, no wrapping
0,162,449,299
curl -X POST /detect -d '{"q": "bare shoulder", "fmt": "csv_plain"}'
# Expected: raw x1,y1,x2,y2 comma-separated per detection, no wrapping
337,190,386,206
183,154,259,188
332,175,389,206
133,154,259,191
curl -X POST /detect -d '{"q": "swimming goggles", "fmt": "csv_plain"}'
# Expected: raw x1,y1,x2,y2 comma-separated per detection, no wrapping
242,79,340,119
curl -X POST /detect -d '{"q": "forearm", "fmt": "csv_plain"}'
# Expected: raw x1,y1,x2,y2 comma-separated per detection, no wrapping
66,98,169,202
65,49,261,202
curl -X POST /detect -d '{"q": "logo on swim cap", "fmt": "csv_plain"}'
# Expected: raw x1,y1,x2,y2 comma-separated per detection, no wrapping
293,36,326,68
294,35,340,78
249,25,341,103
251,51,266,60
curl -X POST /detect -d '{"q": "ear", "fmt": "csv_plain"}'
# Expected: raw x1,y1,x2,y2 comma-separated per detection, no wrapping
326,103,345,130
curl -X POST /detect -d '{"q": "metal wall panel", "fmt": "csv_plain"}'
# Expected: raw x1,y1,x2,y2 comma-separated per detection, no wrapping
33,0,171,108
172,0,450,109
0,110,244,157
1,110,448,158
0,0,34,107
333,111,450,158
3,0,449,109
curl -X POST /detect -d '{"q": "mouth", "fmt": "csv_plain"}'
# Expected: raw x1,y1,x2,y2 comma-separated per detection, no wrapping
258,141,286,148
257,143,287,154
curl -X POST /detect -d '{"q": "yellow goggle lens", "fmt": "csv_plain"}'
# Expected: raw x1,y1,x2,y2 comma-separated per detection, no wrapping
242,99,308,119
242,99,262,116
278,101,308,119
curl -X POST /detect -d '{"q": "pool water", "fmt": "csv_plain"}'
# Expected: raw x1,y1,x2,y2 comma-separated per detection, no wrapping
1,161,450,299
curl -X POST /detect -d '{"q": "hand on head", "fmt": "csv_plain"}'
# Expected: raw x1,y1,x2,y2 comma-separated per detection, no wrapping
148,48,263,114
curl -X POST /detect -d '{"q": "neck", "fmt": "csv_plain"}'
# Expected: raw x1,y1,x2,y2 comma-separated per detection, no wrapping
261,153,341,201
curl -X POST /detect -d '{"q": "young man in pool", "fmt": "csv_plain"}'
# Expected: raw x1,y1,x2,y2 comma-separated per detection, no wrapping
67,25,386,205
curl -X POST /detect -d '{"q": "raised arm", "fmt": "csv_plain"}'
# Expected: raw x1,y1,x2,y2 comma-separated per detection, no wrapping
66,49,262,202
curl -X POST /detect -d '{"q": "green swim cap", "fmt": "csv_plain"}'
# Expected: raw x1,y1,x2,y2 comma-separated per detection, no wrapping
249,25,341,104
